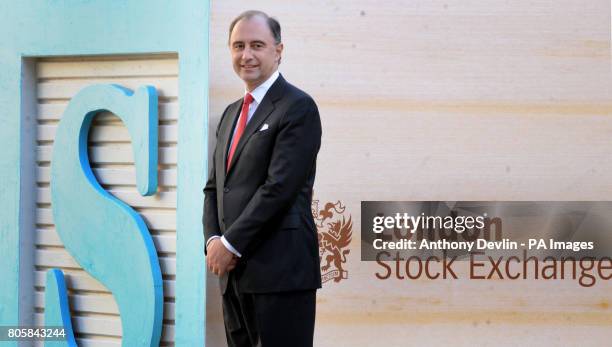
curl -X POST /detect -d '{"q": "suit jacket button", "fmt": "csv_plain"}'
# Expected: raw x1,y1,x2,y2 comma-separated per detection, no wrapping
223,187,230,193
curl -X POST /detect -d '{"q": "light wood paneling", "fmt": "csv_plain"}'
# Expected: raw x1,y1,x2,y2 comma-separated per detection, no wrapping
34,55,178,347
208,1,612,346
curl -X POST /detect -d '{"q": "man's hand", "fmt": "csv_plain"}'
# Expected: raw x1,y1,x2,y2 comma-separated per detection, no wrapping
206,238,238,276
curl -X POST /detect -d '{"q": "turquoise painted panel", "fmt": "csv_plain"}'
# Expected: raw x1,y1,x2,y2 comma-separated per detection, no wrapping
50,84,163,346
0,2,209,346
44,269,77,347
0,55,21,339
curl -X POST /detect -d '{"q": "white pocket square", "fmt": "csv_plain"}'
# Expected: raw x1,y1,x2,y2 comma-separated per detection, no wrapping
259,124,269,131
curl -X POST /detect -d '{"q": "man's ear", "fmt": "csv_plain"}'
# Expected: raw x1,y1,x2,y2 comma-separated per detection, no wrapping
276,42,284,65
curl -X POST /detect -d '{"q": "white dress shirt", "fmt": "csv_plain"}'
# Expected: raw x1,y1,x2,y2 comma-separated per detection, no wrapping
206,70,280,257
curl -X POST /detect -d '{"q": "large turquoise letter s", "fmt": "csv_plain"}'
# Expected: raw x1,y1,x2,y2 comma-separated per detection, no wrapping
50,84,163,346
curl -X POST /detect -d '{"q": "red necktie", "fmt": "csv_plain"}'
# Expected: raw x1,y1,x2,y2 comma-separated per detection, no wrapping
227,93,254,172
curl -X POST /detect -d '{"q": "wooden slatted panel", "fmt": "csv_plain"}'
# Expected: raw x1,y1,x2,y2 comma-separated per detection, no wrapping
34,55,178,347
208,1,612,346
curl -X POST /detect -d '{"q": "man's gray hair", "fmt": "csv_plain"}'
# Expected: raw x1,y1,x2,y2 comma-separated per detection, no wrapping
228,10,282,45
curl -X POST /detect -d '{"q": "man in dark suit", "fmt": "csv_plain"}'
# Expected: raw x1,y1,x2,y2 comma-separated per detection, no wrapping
203,10,322,347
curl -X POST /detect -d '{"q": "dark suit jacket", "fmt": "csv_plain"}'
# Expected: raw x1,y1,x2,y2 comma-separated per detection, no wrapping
203,74,322,294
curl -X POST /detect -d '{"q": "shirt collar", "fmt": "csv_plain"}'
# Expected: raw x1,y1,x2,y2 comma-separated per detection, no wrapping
245,70,279,104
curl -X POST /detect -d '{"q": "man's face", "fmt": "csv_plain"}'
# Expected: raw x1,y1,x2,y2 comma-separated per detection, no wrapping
229,16,283,91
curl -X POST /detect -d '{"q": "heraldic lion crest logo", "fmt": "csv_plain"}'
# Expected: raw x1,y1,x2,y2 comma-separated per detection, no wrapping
312,199,352,283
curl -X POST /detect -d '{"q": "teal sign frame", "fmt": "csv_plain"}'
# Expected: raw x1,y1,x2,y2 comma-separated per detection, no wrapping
0,1,210,346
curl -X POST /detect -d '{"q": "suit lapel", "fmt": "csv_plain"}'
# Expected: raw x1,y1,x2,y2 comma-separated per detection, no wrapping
226,75,287,178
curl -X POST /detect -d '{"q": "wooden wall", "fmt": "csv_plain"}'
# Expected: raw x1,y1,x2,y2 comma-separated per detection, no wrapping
208,1,612,346
34,55,178,347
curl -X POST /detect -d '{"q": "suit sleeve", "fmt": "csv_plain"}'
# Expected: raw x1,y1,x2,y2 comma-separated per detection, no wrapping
202,106,230,254
223,96,322,257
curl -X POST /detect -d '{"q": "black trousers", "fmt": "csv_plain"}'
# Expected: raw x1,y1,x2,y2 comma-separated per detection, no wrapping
222,272,316,347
